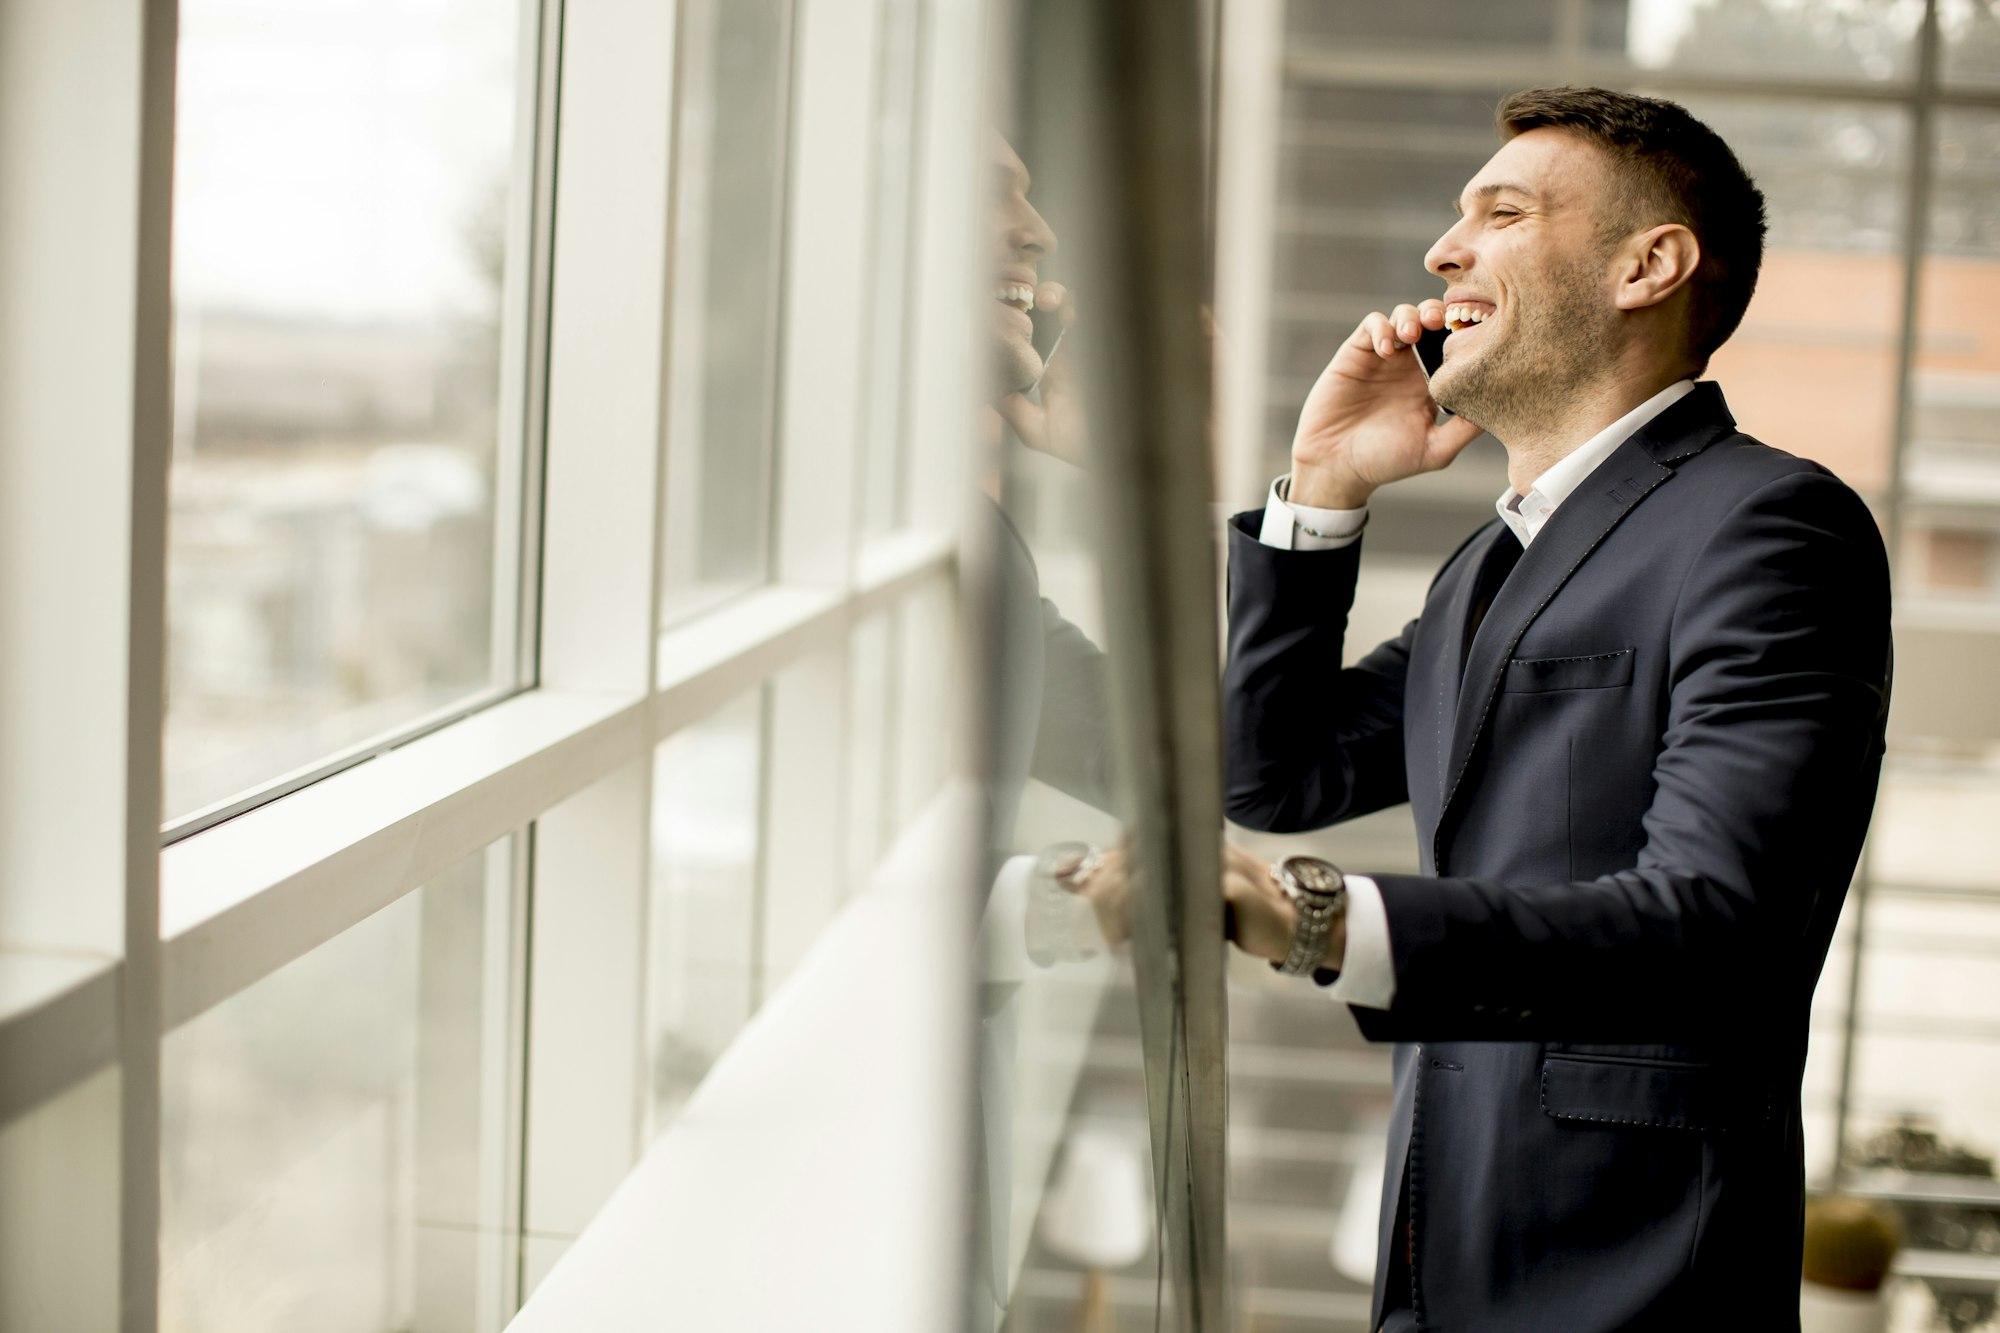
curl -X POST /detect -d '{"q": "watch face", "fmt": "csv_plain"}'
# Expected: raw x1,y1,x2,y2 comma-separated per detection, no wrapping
1281,855,1341,896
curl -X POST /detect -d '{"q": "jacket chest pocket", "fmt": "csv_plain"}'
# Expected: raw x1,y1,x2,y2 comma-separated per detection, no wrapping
1503,646,1635,693
1540,1052,1769,1132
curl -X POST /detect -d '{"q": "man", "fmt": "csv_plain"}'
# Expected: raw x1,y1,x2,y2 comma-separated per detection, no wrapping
1218,88,1893,1331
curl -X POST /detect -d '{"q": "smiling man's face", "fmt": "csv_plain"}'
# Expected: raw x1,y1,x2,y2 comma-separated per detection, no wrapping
1422,127,1630,427
989,136,1058,396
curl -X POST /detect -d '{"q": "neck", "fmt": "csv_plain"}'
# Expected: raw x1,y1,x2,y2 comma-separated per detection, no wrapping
1496,363,1687,497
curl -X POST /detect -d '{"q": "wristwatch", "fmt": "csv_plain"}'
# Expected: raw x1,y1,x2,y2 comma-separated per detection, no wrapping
1273,854,1347,977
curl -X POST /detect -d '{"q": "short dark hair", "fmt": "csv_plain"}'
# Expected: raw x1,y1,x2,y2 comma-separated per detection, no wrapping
1496,86,1767,372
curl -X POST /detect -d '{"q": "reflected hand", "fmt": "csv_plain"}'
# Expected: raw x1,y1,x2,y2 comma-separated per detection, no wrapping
994,282,1087,468
1054,836,1130,947
1288,298,1482,508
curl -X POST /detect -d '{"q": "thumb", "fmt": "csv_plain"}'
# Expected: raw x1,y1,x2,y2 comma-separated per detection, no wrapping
1423,411,1484,470
994,391,1047,451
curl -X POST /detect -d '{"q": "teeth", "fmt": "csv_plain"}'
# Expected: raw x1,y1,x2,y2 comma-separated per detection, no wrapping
992,282,1035,310
1445,302,1491,332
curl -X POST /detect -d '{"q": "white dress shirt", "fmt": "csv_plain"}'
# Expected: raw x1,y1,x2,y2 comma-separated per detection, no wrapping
1257,379,1696,1008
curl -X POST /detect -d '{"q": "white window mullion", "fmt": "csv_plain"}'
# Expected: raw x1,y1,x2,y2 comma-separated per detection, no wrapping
522,0,680,1294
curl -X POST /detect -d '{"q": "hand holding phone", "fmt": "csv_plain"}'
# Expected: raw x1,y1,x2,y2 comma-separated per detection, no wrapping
1287,298,1481,508
997,281,1087,466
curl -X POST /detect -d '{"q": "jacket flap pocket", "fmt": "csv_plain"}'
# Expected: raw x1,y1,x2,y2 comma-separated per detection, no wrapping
1504,647,1634,693
1540,1054,1759,1131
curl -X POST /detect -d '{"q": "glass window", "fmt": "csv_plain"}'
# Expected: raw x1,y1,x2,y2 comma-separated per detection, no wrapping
165,0,535,827
1824,104,2000,1319
1678,96,1909,500
1902,109,2000,609
1285,0,1565,56
647,691,767,1132
1590,0,1922,85
161,839,523,1331
1941,0,2000,89
658,0,795,625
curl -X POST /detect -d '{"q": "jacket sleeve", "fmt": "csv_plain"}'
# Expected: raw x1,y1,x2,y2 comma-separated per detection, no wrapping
1027,597,1116,813
1352,468,1893,1043
1223,509,1421,832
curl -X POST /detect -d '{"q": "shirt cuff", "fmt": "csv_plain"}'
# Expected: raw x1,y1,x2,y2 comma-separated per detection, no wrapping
1257,473,1369,551
1319,874,1395,1010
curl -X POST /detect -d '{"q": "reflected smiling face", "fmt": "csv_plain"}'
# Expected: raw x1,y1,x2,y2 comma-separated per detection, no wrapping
1422,128,1629,428
989,136,1058,396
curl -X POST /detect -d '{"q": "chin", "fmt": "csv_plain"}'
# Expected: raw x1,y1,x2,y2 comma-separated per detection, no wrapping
1429,357,1473,412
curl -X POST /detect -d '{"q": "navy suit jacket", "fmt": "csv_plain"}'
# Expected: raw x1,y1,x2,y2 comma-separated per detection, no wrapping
1223,383,1893,1330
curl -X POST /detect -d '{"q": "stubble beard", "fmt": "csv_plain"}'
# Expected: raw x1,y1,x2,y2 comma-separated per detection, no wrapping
1431,255,1617,441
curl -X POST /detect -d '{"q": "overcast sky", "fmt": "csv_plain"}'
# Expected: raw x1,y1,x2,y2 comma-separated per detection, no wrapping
173,0,522,322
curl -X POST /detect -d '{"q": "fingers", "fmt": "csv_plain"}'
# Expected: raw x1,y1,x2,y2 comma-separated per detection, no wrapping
1222,865,1285,914
1359,311,1401,359
993,391,1045,451
1035,280,1074,329
1222,842,1275,887
1357,299,1445,360
1389,303,1424,346
1222,871,1262,911
1223,871,1293,962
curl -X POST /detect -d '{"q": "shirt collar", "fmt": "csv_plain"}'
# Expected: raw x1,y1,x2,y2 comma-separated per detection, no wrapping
1494,379,1697,547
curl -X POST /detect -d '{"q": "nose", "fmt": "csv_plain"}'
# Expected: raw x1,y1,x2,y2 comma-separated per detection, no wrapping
1425,218,1472,280
1008,197,1057,266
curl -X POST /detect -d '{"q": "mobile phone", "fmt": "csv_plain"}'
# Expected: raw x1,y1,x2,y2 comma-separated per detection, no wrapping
1415,324,1454,416
1028,304,1066,397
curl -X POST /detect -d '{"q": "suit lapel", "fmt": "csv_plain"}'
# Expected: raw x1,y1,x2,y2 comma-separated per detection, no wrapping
1447,522,1522,691
1433,382,1738,865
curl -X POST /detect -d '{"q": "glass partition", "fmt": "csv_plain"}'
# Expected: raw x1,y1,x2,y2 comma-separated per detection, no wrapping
969,2,1227,1328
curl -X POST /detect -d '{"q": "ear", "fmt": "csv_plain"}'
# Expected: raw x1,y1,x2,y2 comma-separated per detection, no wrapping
1613,223,1699,312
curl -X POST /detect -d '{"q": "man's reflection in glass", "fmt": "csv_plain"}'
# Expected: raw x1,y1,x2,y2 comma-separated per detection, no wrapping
975,135,1116,899
969,132,1137,1330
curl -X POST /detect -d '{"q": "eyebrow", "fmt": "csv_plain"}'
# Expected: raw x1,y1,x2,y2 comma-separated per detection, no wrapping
1450,182,1537,216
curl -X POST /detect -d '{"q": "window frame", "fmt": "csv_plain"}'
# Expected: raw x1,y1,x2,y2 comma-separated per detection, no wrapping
2,0,972,1325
